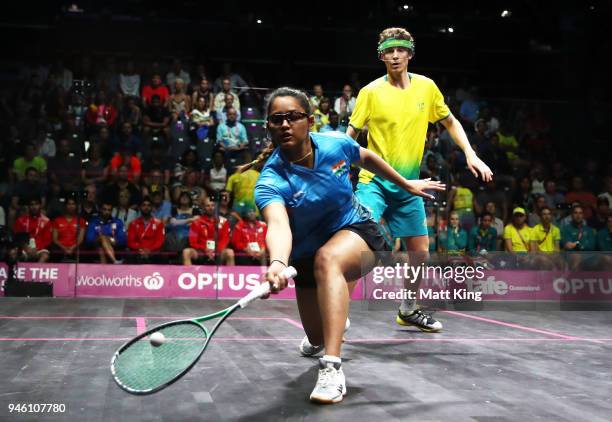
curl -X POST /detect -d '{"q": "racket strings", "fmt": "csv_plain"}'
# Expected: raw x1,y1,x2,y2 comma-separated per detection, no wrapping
113,323,207,393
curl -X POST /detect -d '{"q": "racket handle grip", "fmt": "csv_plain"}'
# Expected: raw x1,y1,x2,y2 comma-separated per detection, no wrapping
238,266,297,308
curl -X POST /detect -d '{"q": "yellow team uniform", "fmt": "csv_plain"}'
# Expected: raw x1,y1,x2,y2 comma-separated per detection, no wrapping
532,223,561,252
503,224,533,252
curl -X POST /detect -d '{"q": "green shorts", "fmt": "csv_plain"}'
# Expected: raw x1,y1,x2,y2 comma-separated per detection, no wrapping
355,178,427,238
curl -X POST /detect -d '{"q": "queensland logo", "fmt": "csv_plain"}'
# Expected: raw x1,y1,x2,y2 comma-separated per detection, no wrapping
143,272,165,290
331,160,348,178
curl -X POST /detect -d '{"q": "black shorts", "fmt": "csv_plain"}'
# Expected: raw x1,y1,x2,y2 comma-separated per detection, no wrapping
291,220,389,288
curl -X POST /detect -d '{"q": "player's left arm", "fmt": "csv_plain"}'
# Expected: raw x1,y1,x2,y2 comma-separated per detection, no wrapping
439,114,493,182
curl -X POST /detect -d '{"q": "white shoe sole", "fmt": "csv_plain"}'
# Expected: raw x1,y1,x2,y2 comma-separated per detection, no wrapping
310,385,347,404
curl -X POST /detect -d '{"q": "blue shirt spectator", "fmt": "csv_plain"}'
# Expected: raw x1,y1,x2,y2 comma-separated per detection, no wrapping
86,214,127,247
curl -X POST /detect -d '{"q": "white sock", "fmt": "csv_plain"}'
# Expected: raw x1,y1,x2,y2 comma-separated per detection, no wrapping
400,298,417,314
322,355,341,364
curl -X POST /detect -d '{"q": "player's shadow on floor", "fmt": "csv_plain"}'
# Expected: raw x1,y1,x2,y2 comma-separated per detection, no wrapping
235,366,406,421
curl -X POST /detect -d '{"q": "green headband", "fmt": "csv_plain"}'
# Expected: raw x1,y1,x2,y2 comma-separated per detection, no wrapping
377,38,414,53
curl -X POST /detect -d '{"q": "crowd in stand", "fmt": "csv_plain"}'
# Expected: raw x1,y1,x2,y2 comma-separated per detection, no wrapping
0,57,610,268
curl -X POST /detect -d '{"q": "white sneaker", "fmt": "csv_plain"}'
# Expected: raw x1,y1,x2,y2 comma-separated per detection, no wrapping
309,358,346,404
298,318,351,357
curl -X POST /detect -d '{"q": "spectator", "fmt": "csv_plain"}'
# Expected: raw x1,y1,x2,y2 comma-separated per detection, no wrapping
470,118,491,158
191,79,214,112
172,149,201,188
182,196,234,265
85,91,118,129
142,143,172,185
312,97,331,133
102,165,141,207
481,133,511,176
334,84,356,123
67,93,87,124
91,125,113,160
141,168,170,200
598,176,612,206
218,189,239,225
48,138,81,193
561,205,597,270
119,60,140,97
35,129,56,159
111,121,143,157
225,151,259,215
530,166,546,195
468,211,497,255
216,93,242,123
109,148,142,183
167,78,191,122
166,192,200,252
459,89,479,127
596,215,612,251
512,176,534,212
447,172,476,231
497,122,520,163
11,167,47,210
503,207,535,253
85,201,127,264
80,184,99,222
474,180,508,223
213,78,240,112
213,62,248,95
118,96,142,130
81,143,107,187
142,94,171,142
190,96,214,142
542,180,565,210
561,205,596,252
203,150,228,194
531,206,560,253
172,169,205,205
309,83,324,110
528,195,547,226
565,176,597,220
166,59,192,93
151,190,172,224
588,197,610,231
216,107,248,157
51,197,86,261
127,197,165,263
12,143,46,182
439,211,467,254
13,197,52,262
320,110,347,133
142,73,170,106
479,107,500,136
112,189,139,228
231,205,267,265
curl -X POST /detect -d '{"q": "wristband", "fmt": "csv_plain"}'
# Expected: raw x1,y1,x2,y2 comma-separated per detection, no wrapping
270,259,288,268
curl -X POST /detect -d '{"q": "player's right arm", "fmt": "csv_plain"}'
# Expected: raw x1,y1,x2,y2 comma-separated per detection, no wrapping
261,203,292,293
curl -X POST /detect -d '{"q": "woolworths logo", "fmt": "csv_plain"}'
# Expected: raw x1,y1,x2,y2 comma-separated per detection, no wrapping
143,272,164,290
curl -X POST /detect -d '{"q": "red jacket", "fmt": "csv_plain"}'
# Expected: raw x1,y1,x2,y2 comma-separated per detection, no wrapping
231,220,267,252
188,215,230,252
14,213,52,250
52,216,86,248
127,217,165,251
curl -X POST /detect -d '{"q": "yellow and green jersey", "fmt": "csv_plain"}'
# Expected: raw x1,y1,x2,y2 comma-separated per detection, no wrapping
349,72,450,186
